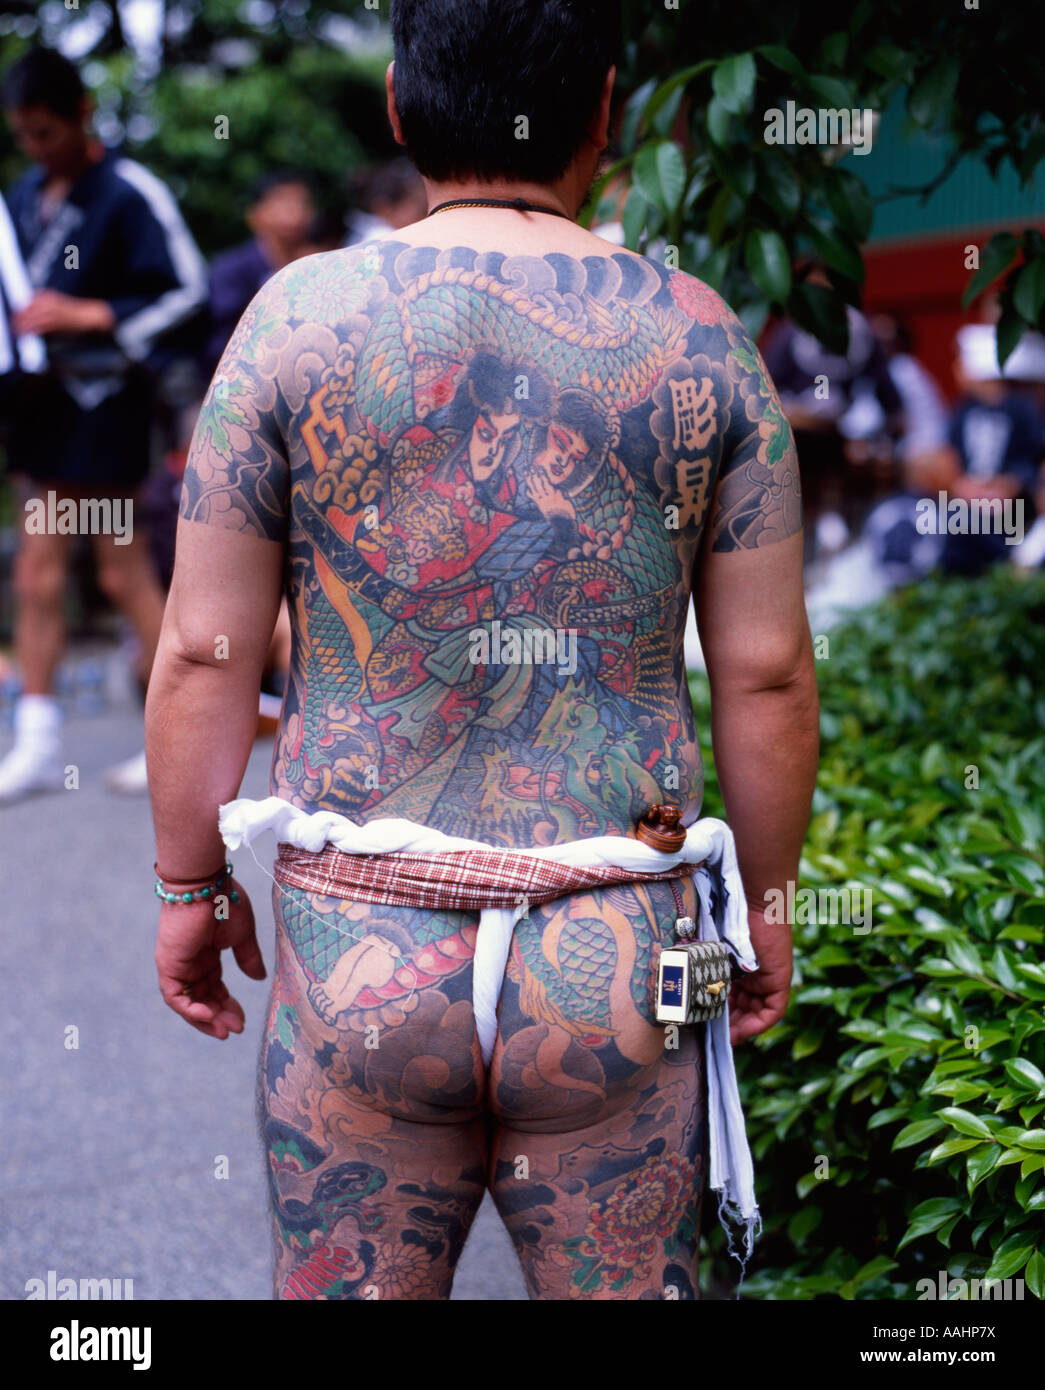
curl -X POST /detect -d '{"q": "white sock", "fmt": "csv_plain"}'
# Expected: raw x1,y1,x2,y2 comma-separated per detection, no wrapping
14,694,62,739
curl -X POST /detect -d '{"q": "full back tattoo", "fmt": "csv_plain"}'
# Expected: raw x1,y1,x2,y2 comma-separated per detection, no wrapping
181,239,800,1299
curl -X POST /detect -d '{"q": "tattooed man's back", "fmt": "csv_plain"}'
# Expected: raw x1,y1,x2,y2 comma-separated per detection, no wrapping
148,0,818,1302
172,217,802,1299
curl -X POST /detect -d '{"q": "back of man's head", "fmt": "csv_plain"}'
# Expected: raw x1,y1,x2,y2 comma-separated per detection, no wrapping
2,45,84,119
390,0,621,185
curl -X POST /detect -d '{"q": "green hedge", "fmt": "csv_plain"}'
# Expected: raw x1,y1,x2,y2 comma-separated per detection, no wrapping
690,568,1045,1299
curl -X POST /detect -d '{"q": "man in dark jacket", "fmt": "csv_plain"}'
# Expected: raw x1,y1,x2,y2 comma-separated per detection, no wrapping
0,45,207,801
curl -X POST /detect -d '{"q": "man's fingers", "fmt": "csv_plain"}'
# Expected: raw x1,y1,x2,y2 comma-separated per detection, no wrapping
232,933,267,981
158,966,244,1039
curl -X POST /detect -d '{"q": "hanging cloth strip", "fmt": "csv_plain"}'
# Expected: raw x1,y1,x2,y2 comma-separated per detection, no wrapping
218,794,763,1275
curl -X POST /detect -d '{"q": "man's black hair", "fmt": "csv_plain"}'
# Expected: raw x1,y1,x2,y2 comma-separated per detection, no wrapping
362,157,423,211
247,168,316,209
390,0,621,184
1,46,85,120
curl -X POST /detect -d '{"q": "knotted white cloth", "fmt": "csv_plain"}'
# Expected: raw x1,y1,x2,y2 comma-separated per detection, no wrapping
219,794,763,1263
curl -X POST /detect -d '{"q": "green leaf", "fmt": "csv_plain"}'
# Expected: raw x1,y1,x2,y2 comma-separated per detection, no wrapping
790,280,849,355
643,62,715,133
940,1107,994,1139
936,1213,962,1248
919,741,948,780
712,53,756,116
746,228,792,303
805,222,865,285
788,1205,822,1242
650,86,685,140
695,245,730,290
908,1196,963,1220
820,33,847,69
757,45,807,81
1005,1059,1045,1093
928,1138,982,1164
932,1080,987,1105
839,1254,898,1298
1014,1129,1045,1150
632,141,686,217
962,232,1019,309
804,74,853,111
897,1197,962,1251
966,1145,1001,1189
991,946,1020,991
761,157,802,221
1013,256,1045,324
902,864,952,898
945,938,984,977
706,94,732,149
908,56,960,128
892,1117,947,1150
620,187,646,250
706,185,736,245
796,1171,826,1201
984,1232,1035,1282
619,77,657,156
790,1028,824,1061
997,304,1030,368
1025,1250,1045,1300
1015,1173,1042,1208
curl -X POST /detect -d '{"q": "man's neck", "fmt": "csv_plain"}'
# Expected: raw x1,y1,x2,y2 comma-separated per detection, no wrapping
421,179,578,222
46,137,102,186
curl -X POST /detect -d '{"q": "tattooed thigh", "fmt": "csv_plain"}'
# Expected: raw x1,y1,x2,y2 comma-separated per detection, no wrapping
258,882,487,1299
486,877,709,1299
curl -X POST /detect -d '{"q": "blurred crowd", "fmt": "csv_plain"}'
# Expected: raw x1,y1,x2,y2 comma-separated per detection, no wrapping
1,45,1043,804
761,271,1045,583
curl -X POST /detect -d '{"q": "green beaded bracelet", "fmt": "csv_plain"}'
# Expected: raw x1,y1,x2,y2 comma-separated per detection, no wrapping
155,862,240,905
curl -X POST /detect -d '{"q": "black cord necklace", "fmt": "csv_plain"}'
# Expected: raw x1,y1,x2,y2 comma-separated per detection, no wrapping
427,195,571,219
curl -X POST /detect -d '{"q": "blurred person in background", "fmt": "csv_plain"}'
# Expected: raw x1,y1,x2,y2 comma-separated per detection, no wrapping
871,313,950,492
202,170,318,380
146,169,320,741
0,45,208,802
300,206,348,257
858,314,951,588
343,156,427,244
762,264,903,564
936,323,1044,576
1002,332,1045,570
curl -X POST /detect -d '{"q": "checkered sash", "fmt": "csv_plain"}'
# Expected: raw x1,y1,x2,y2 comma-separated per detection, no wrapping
274,841,699,910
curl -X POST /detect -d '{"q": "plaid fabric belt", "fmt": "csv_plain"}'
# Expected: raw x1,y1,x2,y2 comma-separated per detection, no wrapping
274,840,699,911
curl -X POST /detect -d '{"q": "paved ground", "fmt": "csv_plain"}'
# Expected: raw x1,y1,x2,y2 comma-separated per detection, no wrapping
0,659,528,1301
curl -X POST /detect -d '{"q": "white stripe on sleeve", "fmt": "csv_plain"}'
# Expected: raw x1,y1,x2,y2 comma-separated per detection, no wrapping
110,157,209,361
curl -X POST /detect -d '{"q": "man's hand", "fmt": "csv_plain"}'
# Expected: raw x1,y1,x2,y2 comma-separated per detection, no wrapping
12,290,116,336
728,907,792,1045
951,472,1020,503
155,881,266,1039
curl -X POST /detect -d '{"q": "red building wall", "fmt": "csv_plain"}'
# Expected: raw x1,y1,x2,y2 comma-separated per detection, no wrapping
862,223,1045,402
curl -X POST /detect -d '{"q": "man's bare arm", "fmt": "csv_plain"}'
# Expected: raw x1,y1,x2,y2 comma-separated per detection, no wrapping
145,273,291,1034
147,275,290,874
146,523,283,878
695,322,819,1040
697,533,819,907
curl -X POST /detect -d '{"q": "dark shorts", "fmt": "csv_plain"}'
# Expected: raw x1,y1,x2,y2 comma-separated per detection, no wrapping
3,367,155,491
